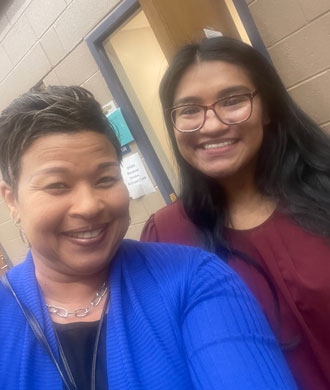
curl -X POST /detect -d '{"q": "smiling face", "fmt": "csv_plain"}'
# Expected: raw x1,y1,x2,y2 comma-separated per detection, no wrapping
172,60,268,181
2,131,129,276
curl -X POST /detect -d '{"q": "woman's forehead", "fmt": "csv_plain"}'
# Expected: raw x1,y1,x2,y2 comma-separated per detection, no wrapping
174,60,254,103
19,131,118,175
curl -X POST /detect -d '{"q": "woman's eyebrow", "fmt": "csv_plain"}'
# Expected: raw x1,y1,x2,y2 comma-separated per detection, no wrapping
173,85,253,106
173,96,202,106
216,85,251,98
30,167,68,178
96,162,119,172
30,162,119,178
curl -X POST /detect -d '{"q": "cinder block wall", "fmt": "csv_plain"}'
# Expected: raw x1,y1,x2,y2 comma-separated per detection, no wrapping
247,0,330,134
0,0,121,265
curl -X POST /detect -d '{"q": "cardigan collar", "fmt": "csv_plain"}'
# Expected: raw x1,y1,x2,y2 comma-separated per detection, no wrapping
7,251,59,357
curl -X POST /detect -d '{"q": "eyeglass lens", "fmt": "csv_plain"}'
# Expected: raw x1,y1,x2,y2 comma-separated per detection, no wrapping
172,95,252,131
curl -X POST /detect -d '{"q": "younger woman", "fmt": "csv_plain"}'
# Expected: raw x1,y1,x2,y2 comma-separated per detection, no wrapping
141,37,330,389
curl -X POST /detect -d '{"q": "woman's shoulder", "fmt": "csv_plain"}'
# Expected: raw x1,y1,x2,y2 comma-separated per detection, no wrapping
117,240,260,322
120,239,208,267
146,200,188,227
0,253,38,306
0,255,35,326
140,200,199,245
1,253,34,290
119,239,234,284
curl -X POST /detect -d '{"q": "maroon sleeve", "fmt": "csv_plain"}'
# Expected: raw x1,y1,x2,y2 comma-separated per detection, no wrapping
140,214,159,242
140,201,200,246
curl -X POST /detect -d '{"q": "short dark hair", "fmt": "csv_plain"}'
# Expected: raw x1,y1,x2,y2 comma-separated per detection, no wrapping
160,37,330,251
0,86,121,190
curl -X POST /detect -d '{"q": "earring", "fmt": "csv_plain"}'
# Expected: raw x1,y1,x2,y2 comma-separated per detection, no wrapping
12,219,31,248
18,225,31,248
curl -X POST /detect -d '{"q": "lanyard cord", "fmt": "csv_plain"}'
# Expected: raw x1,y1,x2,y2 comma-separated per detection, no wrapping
0,273,110,390
92,289,110,390
54,288,111,390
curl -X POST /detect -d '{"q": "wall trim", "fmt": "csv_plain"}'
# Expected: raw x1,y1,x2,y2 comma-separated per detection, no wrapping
233,0,272,62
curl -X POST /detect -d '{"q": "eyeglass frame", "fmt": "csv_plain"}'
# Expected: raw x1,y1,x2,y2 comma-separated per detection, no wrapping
168,90,258,133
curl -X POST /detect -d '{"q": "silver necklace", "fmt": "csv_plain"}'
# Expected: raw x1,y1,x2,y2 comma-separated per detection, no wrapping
46,282,108,318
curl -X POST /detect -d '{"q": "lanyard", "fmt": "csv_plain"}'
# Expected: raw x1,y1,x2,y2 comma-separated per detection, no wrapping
54,291,110,390
0,273,110,390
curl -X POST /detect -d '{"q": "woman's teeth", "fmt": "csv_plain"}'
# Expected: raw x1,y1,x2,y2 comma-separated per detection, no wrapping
67,228,103,239
203,140,236,149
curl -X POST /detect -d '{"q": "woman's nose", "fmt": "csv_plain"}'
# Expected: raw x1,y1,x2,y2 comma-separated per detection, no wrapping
199,108,229,134
69,186,103,220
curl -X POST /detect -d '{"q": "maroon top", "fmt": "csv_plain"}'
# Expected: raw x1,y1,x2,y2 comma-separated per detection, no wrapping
141,201,330,390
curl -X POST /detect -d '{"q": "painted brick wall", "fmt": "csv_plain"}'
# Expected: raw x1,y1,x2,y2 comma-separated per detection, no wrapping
0,0,121,265
247,0,330,134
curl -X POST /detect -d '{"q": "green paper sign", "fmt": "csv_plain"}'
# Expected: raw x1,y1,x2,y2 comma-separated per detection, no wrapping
107,108,134,147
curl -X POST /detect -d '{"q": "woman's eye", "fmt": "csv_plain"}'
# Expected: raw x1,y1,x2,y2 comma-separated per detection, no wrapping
44,182,68,194
45,182,67,189
97,176,117,187
222,96,247,107
179,106,201,116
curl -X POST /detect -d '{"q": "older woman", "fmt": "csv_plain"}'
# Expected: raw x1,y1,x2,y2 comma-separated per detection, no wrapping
0,86,296,390
141,37,330,389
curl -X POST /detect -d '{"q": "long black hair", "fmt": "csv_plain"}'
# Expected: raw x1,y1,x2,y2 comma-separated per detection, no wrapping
160,37,330,255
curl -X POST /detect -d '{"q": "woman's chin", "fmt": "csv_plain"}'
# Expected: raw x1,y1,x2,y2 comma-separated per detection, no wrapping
198,165,237,181
59,255,112,276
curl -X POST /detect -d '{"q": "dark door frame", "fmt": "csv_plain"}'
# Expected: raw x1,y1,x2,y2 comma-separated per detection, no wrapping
85,0,175,205
233,0,271,62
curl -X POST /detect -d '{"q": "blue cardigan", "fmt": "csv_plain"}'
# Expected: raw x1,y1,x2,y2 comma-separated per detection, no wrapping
0,240,296,389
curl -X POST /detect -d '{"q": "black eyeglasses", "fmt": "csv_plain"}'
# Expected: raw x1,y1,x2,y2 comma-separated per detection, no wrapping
169,91,258,133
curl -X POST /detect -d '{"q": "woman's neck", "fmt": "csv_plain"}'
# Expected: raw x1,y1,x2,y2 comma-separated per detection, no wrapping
219,169,277,230
34,261,109,324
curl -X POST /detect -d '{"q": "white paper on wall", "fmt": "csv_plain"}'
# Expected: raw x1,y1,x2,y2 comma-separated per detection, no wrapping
203,28,223,38
121,152,155,199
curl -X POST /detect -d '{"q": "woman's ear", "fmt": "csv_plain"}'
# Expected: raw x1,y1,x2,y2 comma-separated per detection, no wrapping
0,181,20,223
